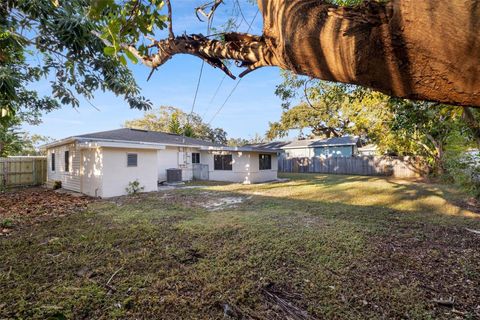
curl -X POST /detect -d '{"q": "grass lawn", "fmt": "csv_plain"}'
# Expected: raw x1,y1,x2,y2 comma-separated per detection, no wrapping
1,173,479,319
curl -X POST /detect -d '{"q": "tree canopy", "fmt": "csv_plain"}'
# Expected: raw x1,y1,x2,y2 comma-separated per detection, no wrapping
124,106,228,145
270,71,480,175
1,0,152,127
2,0,478,132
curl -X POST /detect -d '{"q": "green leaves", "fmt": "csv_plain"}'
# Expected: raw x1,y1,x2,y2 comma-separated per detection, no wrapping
124,50,138,64
103,46,115,56
2,0,153,124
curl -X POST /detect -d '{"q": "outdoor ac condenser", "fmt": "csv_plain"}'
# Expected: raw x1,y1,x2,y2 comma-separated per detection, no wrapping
166,168,182,183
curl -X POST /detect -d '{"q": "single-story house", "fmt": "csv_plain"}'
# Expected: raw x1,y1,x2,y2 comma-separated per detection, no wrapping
42,128,278,198
248,136,361,159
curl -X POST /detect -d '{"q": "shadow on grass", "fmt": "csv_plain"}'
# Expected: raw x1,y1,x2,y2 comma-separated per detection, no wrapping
1,176,479,319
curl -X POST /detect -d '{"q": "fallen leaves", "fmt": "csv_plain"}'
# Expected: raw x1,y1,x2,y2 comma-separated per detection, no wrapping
0,187,93,236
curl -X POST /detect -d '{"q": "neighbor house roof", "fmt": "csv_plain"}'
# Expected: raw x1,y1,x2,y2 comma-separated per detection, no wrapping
247,136,360,150
43,128,224,149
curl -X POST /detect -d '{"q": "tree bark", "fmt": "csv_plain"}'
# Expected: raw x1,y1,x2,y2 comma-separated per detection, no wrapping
139,0,480,107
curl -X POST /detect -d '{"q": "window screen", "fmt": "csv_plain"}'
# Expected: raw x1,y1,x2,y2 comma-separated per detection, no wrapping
64,151,70,172
214,154,232,170
51,153,55,171
127,153,138,167
192,152,200,164
259,154,272,170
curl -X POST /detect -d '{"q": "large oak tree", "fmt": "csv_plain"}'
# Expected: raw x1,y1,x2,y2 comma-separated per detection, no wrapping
110,0,480,108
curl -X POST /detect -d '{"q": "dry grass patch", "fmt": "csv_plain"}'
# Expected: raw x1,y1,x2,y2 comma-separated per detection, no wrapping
0,174,479,319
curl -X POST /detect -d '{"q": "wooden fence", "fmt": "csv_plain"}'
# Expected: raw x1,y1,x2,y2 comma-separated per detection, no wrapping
278,156,426,178
0,157,47,189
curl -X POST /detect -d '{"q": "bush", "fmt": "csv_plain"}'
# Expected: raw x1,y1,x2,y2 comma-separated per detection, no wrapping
445,152,480,199
126,179,144,195
53,180,62,190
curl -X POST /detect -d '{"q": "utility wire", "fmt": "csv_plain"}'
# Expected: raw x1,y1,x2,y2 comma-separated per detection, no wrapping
206,8,259,125
205,8,259,112
207,79,242,125
189,13,215,119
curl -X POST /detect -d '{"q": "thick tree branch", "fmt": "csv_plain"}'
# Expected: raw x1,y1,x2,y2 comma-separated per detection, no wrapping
103,0,480,107
124,33,279,80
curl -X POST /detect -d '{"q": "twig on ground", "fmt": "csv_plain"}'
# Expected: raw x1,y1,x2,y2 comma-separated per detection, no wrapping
106,267,123,286
262,286,314,320
432,298,455,307
465,228,480,235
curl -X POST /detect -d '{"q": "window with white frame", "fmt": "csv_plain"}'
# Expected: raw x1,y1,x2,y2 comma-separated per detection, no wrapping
259,154,272,170
64,150,70,172
127,153,138,167
51,153,55,171
214,154,232,170
192,152,200,164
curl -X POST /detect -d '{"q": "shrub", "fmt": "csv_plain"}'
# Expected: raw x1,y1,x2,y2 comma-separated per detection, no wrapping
126,179,144,195
445,152,480,199
53,180,62,190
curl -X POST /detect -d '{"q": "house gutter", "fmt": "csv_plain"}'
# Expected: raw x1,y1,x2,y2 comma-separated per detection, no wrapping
41,136,223,150
199,146,279,153
41,137,167,150
281,143,357,149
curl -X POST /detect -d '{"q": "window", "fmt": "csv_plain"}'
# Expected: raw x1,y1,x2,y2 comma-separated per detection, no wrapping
127,153,138,167
64,150,70,172
51,153,55,171
192,152,200,164
214,154,232,170
259,154,272,170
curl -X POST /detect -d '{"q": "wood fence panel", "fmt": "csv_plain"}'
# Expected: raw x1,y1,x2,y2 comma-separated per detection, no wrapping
0,157,47,188
278,156,425,178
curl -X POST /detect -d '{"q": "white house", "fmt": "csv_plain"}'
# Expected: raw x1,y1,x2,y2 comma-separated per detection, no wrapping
43,128,278,198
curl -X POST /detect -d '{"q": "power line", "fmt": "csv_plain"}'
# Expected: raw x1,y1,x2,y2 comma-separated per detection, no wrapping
207,79,242,125
189,12,215,119
206,8,259,125
190,60,205,116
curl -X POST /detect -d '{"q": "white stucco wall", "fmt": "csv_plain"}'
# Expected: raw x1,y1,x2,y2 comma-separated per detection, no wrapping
157,146,179,182
157,146,201,182
80,148,103,197
101,148,158,198
200,151,277,184
46,142,81,191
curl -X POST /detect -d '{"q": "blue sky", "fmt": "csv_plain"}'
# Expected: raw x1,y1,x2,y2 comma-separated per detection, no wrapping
22,1,290,141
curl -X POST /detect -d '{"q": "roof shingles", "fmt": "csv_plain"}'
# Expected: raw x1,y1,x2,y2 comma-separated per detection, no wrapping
76,128,223,147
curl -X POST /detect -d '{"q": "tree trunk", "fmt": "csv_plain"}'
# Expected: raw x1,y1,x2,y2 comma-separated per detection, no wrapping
462,107,480,148
141,0,480,107
259,0,480,107
425,133,445,175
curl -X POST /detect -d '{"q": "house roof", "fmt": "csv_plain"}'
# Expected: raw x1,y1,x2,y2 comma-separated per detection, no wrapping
76,128,223,147
247,136,360,150
43,128,225,149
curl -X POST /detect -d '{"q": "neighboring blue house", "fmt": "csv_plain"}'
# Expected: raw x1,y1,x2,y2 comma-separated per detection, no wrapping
248,136,361,158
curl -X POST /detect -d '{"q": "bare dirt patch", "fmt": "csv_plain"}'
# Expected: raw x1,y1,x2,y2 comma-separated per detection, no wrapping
0,188,93,236
200,196,252,211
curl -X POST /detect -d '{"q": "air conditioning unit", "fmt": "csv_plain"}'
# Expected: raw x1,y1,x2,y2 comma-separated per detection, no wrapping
166,168,182,183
